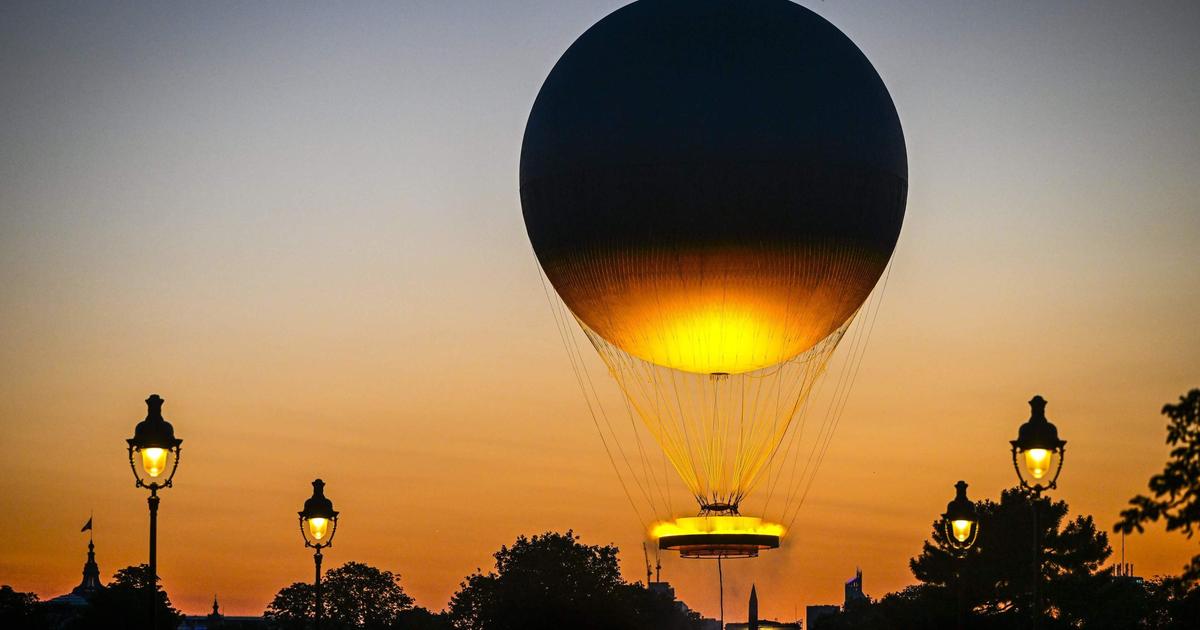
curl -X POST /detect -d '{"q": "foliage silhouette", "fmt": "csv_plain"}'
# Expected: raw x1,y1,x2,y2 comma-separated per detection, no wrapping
821,488,1132,628
265,561,439,630
446,530,700,630
67,564,182,630
0,585,45,630
1116,389,1200,583
912,488,1108,619
392,607,452,630
265,581,315,630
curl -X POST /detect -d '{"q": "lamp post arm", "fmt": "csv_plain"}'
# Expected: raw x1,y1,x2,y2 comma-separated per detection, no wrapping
1049,448,1066,491
1010,447,1024,489
164,445,182,488
128,447,144,488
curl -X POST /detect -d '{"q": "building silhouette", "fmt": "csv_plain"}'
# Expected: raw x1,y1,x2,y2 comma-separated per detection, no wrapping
48,539,104,607
38,534,263,629
805,604,838,629
179,595,265,629
844,569,866,606
648,581,721,629
43,538,105,628
806,569,869,630
726,584,801,630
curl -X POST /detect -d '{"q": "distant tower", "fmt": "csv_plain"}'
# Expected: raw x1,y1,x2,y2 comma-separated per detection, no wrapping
75,539,104,595
46,537,105,611
207,595,224,624
749,584,759,630
844,569,866,606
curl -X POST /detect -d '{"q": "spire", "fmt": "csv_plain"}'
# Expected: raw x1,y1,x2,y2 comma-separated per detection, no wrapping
209,594,223,620
748,584,759,629
72,539,103,595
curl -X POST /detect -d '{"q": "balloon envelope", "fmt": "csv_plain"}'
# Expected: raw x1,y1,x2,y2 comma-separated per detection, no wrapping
521,0,907,374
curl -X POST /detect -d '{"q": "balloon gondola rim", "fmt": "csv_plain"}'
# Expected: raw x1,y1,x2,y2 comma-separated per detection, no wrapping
654,515,784,559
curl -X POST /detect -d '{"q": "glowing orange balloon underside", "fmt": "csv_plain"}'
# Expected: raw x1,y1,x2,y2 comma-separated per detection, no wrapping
545,244,887,374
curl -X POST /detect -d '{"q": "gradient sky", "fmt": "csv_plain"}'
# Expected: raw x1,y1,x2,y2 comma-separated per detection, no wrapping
2,0,1198,623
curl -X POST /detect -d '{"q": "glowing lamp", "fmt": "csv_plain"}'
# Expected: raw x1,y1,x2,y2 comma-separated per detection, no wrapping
1024,449,1051,479
653,515,782,559
942,480,979,553
126,395,182,489
141,448,167,478
1010,396,1066,493
307,517,329,541
299,479,339,549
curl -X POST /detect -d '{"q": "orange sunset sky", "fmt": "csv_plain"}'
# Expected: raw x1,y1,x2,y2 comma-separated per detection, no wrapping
2,0,1198,623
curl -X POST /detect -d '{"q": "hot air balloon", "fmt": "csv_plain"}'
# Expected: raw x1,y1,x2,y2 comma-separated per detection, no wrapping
523,0,906,558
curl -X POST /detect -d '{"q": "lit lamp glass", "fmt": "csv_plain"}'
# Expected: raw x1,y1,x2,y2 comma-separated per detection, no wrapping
951,519,973,543
1024,448,1051,480
1010,396,1067,493
141,447,168,478
307,517,330,542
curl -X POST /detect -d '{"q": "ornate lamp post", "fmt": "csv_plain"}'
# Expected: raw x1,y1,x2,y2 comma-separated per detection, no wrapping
299,479,339,630
1010,395,1066,630
126,394,182,630
943,480,979,630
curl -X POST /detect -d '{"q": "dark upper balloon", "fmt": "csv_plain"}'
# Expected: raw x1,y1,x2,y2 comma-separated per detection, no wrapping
521,0,907,374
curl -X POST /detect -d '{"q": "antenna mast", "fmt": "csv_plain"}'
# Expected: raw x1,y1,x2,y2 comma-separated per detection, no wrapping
643,543,653,586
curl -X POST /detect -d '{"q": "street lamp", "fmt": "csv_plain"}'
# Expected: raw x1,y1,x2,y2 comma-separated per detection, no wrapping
126,394,182,630
942,480,979,554
943,480,978,630
1010,395,1066,495
1009,395,1066,630
299,479,339,630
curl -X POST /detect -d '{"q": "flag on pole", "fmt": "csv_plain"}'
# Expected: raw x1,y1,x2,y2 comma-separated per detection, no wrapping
81,517,92,533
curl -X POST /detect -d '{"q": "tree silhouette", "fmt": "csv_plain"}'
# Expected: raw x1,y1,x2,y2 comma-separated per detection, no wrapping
68,564,182,630
446,530,700,630
1116,389,1200,582
913,488,1109,619
0,585,45,630
822,488,1131,628
265,561,426,630
393,607,453,630
265,582,315,630
323,563,415,628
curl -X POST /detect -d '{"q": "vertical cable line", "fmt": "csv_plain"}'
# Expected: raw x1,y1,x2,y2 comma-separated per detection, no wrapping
786,262,893,530
535,259,656,527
